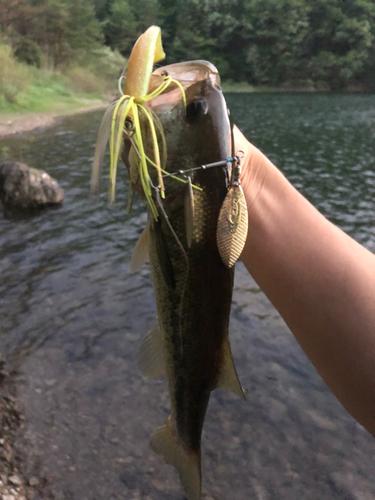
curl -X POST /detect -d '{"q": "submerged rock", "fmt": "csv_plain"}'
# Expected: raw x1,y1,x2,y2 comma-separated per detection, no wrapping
0,161,64,208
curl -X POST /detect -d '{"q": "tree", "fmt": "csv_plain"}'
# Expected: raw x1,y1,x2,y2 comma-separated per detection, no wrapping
307,0,375,89
101,0,158,56
241,0,311,84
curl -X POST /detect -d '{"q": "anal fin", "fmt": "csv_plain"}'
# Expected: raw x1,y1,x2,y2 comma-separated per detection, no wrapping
138,324,165,378
150,416,201,500
216,338,246,399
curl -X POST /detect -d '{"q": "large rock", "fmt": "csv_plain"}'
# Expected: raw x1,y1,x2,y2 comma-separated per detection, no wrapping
0,161,64,208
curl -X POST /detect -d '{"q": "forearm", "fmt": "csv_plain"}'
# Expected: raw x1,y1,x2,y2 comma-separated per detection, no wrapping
238,129,375,436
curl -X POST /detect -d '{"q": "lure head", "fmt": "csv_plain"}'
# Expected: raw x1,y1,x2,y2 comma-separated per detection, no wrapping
123,25,165,99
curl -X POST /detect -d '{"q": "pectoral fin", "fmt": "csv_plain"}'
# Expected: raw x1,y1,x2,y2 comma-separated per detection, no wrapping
150,416,201,500
138,324,165,378
130,226,149,273
216,339,246,399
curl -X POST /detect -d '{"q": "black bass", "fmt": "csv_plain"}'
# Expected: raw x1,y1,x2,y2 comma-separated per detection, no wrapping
92,27,246,500
130,75,245,500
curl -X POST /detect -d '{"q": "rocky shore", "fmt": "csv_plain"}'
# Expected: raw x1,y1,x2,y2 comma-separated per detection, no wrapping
0,363,35,500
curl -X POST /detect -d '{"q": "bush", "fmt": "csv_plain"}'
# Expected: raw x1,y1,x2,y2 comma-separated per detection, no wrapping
65,66,106,94
14,37,43,68
0,44,30,103
86,46,127,88
65,47,126,95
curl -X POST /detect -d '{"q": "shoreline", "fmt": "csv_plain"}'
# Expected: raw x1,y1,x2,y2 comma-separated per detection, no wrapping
0,99,110,137
1,86,372,138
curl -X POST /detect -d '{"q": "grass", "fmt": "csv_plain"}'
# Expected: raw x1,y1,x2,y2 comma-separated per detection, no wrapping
0,43,124,117
1,72,101,115
0,42,280,121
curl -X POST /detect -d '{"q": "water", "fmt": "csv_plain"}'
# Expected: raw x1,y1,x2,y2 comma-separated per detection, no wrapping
0,94,374,500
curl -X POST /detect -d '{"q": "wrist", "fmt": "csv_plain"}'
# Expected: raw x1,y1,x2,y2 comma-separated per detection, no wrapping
233,126,276,211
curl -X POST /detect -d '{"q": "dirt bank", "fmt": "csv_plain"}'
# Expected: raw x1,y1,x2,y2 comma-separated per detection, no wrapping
0,99,109,137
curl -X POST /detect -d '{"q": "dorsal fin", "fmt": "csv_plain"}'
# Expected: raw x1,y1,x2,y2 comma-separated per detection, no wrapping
215,338,246,399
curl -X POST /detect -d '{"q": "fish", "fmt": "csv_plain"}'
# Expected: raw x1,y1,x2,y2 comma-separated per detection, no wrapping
92,27,246,500
128,73,246,500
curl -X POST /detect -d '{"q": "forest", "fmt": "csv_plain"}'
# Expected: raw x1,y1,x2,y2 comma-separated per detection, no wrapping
1,0,375,109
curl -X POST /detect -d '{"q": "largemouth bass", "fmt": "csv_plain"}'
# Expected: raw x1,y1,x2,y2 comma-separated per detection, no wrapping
92,27,246,499
128,74,246,500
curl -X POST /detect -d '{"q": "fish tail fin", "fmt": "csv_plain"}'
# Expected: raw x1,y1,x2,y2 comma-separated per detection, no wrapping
150,416,201,500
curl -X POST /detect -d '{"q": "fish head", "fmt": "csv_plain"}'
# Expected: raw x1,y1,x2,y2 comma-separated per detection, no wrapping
121,71,231,213
148,77,231,205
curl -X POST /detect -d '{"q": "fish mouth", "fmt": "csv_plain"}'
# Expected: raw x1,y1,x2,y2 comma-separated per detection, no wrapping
149,60,220,93
147,86,185,110
147,60,222,111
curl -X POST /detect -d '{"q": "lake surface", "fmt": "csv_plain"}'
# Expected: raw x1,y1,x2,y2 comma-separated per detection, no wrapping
1,93,375,500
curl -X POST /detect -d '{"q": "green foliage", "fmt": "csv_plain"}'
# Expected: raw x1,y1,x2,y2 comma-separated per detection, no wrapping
242,0,311,84
33,0,104,66
14,37,42,67
65,66,105,93
0,0,103,67
66,48,126,93
86,46,126,82
101,0,138,54
0,62,107,114
0,0,374,90
0,43,30,104
101,0,159,55
306,0,375,89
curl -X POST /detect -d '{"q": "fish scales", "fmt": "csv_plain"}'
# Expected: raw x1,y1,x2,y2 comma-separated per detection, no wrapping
91,39,245,499
142,77,244,500
149,176,235,446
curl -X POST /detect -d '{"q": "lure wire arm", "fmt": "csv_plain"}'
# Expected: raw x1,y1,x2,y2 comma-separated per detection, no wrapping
162,151,245,180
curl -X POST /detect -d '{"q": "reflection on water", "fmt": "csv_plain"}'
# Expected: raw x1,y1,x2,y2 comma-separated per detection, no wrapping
0,94,374,499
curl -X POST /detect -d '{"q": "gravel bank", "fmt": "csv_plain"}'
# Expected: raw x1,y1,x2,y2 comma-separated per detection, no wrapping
0,362,35,500
0,100,109,137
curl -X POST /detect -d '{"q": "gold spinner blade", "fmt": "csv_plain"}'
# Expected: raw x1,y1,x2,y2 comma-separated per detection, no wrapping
216,159,248,268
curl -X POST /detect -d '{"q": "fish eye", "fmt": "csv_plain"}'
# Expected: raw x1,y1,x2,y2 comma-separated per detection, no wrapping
125,119,133,130
124,119,134,136
185,100,207,120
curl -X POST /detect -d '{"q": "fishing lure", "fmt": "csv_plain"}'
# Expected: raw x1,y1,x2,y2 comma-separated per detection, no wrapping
91,26,200,221
216,154,248,268
161,153,248,266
